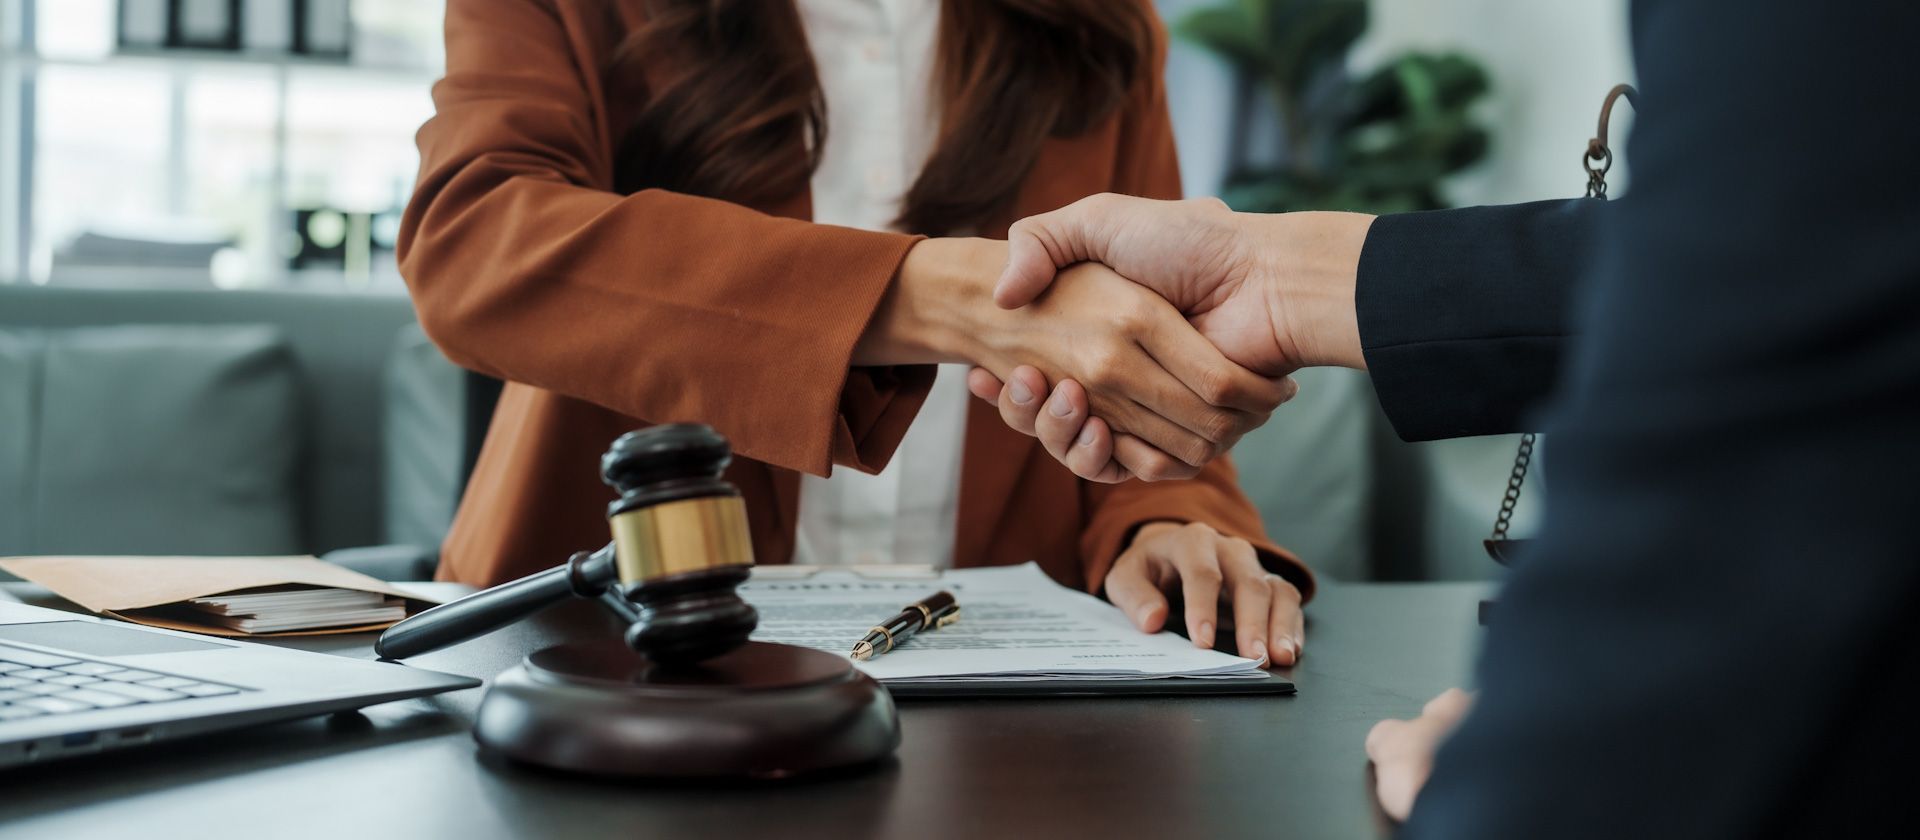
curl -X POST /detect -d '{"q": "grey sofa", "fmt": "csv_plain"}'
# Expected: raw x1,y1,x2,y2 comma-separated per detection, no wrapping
0,283,1531,583
0,284,475,580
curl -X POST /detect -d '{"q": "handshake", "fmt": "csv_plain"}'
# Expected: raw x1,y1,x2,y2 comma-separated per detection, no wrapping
862,194,1377,483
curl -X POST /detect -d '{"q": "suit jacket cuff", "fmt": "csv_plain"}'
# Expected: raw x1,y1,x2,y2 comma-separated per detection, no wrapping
1357,199,1599,441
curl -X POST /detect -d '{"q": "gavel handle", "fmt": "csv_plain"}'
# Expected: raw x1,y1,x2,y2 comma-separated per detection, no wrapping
375,544,619,660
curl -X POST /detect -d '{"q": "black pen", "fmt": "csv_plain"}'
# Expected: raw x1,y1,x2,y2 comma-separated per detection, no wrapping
850,590,960,661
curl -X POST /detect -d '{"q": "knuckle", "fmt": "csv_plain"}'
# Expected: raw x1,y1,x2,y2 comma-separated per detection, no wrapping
1148,459,1201,482
1082,346,1128,387
1133,454,1176,482
1200,409,1239,445
1195,367,1237,406
1109,293,1160,335
1188,564,1223,587
1269,576,1302,602
1177,436,1215,468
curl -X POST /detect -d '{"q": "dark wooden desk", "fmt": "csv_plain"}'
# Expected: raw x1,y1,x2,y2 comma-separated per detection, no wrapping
0,581,1487,840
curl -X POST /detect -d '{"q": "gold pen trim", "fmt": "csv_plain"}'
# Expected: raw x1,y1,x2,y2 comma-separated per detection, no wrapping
909,602,933,627
866,625,895,654
850,640,875,661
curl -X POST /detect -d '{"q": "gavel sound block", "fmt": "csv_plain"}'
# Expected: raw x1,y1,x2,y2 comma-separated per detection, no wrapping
376,425,898,779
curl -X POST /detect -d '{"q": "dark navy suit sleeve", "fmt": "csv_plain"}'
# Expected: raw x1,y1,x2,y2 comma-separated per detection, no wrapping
1402,0,1920,836
1357,198,1601,441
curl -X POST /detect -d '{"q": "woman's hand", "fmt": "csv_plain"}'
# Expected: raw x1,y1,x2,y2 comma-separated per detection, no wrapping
1106,521,1304,667
1365,688,1475,822
858,238,1290,480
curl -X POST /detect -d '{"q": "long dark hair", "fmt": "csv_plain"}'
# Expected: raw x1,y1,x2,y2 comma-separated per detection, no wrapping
608,0,1156,236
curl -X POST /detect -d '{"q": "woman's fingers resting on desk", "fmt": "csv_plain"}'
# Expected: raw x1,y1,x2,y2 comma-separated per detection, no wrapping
1104,521,1304,668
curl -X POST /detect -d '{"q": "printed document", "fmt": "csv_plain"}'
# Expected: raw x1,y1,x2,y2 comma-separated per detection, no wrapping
742,563,1265,684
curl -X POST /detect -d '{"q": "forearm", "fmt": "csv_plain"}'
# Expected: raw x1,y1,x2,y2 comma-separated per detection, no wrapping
852,237,1008,368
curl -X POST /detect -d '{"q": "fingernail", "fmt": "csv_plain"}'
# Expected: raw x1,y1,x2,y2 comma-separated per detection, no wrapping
1049,390,1073,417
1010,379,1033,405
1198,621,1213,647
1134,606,1155,627
1249,640,1268,663
1279,639,1299,661
1077,424,1097,447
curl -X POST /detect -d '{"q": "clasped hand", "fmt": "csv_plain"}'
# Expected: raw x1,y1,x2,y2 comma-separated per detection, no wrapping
863,236,1293,482
968,194,1373,484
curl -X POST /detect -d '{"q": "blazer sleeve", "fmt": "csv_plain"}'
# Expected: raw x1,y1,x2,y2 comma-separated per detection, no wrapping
1357,198,1605,441
397,0,930,478
1075,16,1315,601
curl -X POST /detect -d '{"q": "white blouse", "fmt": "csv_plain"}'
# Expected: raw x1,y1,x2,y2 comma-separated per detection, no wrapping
790,0,970,569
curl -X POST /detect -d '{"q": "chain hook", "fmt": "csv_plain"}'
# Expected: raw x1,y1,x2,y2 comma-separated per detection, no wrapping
1583,84,1638,200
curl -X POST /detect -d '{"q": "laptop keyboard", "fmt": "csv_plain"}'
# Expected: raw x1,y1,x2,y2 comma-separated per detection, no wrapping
0,644,250,721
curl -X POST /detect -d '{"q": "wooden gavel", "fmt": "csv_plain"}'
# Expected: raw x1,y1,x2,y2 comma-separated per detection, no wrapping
375,424,759,665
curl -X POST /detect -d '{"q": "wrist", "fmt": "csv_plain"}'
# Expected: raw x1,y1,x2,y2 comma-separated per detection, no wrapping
855,237,1006,366
1247,211,1373,370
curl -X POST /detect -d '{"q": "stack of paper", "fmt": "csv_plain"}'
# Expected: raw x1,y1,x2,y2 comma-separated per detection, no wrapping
183,587,407,633
742,563,1267,685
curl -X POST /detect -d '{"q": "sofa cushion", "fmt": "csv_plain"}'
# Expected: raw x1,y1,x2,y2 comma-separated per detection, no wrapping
0,325,305,556
1230,366,1376,581
382,323,466,550
0,332,35,547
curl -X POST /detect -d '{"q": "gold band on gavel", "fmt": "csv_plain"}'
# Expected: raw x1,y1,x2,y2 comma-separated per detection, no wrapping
608,495,754,585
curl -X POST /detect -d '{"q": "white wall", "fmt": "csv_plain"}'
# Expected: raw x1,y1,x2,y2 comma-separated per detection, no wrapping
1159,0,1636,204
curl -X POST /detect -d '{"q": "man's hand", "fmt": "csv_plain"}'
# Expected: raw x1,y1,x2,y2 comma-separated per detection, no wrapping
976,195,1375,481
998,194,1373,374
1365,688,1475,822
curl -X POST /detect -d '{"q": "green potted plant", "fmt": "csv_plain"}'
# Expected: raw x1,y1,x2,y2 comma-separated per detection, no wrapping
1178,0,1492,213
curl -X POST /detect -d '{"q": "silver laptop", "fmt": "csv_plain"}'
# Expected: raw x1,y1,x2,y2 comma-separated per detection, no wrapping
0,601,479,768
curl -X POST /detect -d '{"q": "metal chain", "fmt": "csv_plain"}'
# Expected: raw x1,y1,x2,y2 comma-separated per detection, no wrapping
1585,147,1613,198
1488,84,1637,544
1490,433,1536,541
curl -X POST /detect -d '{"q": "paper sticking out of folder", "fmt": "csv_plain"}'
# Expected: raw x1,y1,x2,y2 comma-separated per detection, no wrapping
0,555,442,637
182,587,407,633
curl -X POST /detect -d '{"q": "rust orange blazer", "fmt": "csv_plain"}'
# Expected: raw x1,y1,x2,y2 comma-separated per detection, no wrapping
398,0,1315,600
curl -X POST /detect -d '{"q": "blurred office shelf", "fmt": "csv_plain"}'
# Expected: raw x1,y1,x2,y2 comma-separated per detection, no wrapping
0,41,434,289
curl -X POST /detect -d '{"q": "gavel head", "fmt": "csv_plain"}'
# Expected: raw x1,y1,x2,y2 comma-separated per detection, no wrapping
601,424,758,665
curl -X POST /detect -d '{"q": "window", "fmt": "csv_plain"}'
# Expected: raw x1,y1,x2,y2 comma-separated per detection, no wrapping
0,0,444,290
